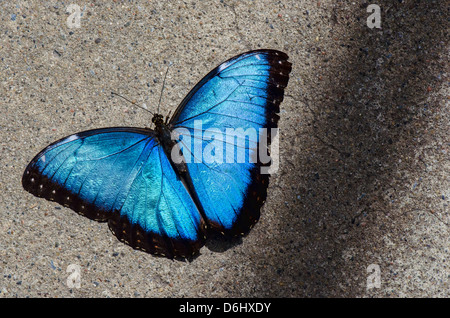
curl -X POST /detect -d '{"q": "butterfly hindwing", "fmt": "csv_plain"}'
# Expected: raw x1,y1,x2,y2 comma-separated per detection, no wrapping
170,50,291,236
22,127,206,258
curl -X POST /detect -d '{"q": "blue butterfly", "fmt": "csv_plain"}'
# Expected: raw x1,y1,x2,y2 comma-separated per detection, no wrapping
22,50,292,259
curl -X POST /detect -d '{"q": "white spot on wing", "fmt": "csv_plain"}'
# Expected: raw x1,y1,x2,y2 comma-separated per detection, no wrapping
217,62,228,73
65,135,78,142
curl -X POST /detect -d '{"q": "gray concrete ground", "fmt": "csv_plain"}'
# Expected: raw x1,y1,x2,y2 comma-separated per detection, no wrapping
0,1,448,297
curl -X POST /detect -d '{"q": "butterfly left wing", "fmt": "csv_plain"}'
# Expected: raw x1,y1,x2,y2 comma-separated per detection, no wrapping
169,50,291,236
22,127,206,258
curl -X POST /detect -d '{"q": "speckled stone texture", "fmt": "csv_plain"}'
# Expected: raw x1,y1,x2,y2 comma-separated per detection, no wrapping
0,1,448,297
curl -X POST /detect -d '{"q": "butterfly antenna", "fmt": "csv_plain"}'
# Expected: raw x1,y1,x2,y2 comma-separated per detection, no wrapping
111,91,154,116
157,64,171,115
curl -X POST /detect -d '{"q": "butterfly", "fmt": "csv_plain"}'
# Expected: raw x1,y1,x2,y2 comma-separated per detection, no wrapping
22,50,292,259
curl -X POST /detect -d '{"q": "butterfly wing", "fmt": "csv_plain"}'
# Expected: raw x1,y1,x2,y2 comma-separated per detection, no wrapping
169,50,291,236
22,127,205,258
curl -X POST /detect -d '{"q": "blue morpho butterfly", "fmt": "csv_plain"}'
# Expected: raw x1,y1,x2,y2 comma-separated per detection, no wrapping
22,50,291,259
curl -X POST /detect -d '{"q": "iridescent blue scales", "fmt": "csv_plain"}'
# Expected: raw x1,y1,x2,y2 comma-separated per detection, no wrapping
22,50,292,259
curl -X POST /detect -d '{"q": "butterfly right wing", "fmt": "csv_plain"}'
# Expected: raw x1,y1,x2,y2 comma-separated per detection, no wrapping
169,50,291,236
22,127,206,258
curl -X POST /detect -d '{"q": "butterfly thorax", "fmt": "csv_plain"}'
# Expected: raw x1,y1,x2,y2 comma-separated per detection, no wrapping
152,113,188,177
152,113,171,142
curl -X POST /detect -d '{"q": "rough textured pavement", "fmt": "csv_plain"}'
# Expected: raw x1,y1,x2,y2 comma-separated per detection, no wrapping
0,1,448,297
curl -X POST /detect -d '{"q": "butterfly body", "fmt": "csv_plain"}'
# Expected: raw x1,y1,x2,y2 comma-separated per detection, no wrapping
22,50,291,259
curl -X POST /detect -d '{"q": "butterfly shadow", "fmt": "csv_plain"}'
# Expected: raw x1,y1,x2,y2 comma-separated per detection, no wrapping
203,233,243,254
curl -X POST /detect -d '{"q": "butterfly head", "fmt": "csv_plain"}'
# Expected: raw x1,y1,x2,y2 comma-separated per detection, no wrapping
151,114,164,127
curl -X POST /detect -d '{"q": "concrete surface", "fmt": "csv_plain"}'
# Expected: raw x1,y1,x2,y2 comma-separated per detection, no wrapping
0,0,448,297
